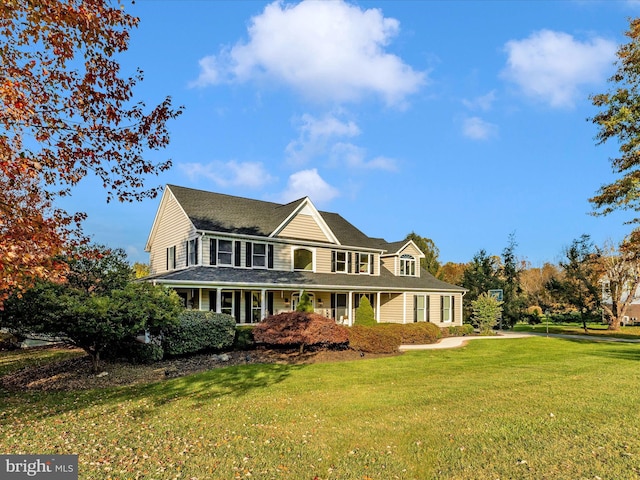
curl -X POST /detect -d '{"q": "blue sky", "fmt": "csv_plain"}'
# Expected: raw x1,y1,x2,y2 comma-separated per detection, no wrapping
58,0,638,267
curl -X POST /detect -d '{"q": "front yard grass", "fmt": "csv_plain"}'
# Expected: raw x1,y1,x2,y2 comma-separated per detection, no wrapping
514,321,640,339
2,337,640,479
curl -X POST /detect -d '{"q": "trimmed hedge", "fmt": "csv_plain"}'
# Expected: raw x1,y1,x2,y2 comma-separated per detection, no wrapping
162,311,236,357
348,322,442,353
348,325,401,353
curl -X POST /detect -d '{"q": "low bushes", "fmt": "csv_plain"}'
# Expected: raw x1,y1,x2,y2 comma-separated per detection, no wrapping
348,325,401,353
162,311,236,357
253,312,349,352
234,325,255,350
348,322,442,353
442,324,475,337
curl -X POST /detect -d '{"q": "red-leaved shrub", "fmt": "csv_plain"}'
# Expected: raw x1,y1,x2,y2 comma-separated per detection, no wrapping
253,312,349,352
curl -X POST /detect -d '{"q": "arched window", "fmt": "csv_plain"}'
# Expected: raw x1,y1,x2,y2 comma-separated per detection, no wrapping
293,248,314,271
400,254,416,276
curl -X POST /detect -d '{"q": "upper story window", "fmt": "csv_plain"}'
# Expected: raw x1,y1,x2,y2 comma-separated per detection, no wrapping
210,238,236,266
400,254,416,276
357,253,373,274
293,248,314,271
252,243,267,268
246,242,274,269
187,238,198,266
332,251,350,273
167,245,176,270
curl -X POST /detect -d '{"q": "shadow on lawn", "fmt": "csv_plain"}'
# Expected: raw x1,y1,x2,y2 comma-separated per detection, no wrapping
1,362,304,421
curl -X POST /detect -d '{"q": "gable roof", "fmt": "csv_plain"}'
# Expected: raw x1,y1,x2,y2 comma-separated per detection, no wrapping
165,184,385,250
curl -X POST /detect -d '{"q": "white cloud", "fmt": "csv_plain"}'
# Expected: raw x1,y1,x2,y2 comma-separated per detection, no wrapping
178,161,276,188
286,112,360,164
462,117,498,140
462,90,497,111
330,142,398,170
279,169,339,204
502,30,616,108
191,0,426,106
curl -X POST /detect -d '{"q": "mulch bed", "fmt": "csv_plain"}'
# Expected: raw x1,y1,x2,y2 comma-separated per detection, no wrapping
1,347,398,392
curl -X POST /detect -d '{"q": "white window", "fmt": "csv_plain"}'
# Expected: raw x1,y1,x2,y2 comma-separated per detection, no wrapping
358,253,371,274
218,239,233,266
334,251,348,273
441,295,452,323
252,243,267,268
415,295,429,322
400,254,416,276
293,248,314,271
167,245,176,270
221,291,234,316
251,291,262,323
187,238,198,266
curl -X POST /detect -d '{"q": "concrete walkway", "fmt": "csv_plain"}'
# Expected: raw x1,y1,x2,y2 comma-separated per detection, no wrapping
398,330,640,351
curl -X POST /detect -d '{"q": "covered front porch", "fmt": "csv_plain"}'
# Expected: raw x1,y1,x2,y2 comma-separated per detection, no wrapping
173,287,393,326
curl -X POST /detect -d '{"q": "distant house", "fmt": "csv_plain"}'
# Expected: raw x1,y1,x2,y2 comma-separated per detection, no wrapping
144,185,465,326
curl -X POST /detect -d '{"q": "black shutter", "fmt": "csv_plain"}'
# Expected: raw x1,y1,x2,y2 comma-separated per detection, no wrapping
355,253,360,274
234,291,241,321
185,241,189,267
234,241,241,267
246,242,252,268
245,292,252,323
209,290,217,312
440,296,444,323
267,292,274,316
210,239,217,266
413,295,418,323
348,252,352,273
370,255,374,275
452,296,455,323
194,238,199,265
268,244,274,269
166,248,169,270
331,251,336,272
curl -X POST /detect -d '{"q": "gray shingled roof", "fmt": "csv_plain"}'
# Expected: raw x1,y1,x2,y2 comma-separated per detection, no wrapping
168,184,388,250
146,265,465,292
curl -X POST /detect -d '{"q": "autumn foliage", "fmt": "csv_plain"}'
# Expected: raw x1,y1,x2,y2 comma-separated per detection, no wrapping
253,312,349,352
0,0,182,305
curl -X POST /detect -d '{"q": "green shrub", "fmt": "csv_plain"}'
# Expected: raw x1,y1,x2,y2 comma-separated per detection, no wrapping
103,337,165,364
162,311,236,356
354,296,376,326
296,291,315,313
394,322,441,344
348,325,402,353
446,324,475,336
234,325,255,350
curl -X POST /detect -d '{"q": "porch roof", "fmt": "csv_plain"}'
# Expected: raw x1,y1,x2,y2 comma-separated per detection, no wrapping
145,266,466,293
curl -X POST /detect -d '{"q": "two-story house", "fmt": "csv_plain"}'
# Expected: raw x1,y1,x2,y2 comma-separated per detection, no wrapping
144,185,466,326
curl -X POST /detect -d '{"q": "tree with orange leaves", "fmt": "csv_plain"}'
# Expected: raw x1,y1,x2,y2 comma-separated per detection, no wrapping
0,0,183,306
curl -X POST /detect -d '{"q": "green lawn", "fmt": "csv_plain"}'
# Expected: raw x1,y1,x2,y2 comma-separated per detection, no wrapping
2,337,640,479
514,322,640,339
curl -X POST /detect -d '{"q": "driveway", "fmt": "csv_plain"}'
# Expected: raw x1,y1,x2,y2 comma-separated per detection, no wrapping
398,330,640,351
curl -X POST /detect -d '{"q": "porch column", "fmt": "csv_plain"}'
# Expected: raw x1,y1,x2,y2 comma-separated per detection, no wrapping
402,292,407,324
261,289,266,321
376,292,381,323
348,291,354,326
216,288,222,314
198,288,203,310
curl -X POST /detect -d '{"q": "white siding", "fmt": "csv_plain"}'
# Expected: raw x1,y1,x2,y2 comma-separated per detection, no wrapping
149,190,195,274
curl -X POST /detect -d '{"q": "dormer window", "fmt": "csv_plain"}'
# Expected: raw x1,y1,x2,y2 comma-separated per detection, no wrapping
400,254,416,276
